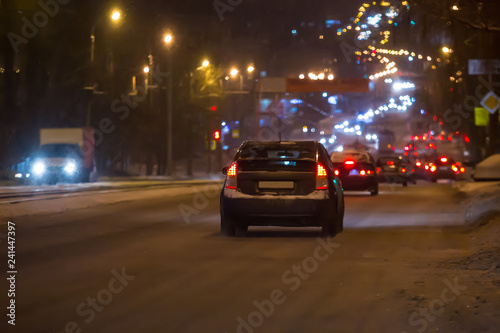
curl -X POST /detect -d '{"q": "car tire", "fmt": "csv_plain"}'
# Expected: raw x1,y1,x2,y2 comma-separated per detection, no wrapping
235,223,248,237
221,212,236,236
402,180,408,187
322,222,336,237
370,185,379,196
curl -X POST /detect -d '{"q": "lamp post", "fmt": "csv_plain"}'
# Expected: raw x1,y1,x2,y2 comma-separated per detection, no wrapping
163,33,174,176
86,9,122,127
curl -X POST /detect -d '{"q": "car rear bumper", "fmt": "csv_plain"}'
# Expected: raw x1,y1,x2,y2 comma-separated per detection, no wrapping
221,188,333,226
339,175,377,191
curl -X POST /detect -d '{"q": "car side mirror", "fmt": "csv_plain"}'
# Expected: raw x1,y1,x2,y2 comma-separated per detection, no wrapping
222,167,228,175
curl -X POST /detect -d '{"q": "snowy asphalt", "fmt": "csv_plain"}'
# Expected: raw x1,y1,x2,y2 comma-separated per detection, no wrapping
2,181,500,333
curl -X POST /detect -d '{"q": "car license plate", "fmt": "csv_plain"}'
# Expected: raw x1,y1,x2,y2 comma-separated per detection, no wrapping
349,169,360,176
440,166,448,171
258,181,294,189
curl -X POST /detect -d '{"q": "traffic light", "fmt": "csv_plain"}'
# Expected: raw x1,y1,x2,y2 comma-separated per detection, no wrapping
211,106,217,112
213,130,221,140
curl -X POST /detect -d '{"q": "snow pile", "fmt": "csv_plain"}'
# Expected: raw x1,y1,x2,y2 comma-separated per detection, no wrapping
473,154,500,181
0,183,222,220
454,180,500,224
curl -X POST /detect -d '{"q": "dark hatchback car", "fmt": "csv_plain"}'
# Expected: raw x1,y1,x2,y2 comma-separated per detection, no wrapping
429,156,461,182
220,141,344,237
330,150,378,195
376,156,416,187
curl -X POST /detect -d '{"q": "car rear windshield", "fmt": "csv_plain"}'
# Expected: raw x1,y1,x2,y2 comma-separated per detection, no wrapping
331,152,370,163
238,143,316,160
378,157,401,166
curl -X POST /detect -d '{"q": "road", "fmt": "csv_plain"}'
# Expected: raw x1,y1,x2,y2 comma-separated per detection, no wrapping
2,182,500,333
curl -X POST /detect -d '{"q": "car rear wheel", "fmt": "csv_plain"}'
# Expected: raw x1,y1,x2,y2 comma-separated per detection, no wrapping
402,180,408,187
221,213,236,236
322,222,336,237
370,185,379,196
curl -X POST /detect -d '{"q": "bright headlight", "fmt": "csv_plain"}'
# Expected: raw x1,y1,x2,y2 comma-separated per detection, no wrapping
33,162,45,175
64,161,76,174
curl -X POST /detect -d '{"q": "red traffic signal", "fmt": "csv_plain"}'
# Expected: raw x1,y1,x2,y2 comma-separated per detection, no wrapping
213,130,221,140
211,106,217,111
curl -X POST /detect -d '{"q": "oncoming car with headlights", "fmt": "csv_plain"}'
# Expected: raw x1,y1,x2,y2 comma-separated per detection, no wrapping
220,141,344,237
31,144,84,185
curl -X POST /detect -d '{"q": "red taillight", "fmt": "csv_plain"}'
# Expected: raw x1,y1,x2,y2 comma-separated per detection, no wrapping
387,161,395,165
440,157,448,163
424,164,429,170
464,136,470,143
404,146,409,151
360,170,366,176
367,170,373,175
227,163,237,176
430,165,437,172
415,136,419,140
226,162,237,189
448,136,452,141
316,163,328,190
401,168,407,173
344,160,355,166
460,167,465,173
376,167,380,173
317,164,327,177
334,169,339,176
451,165,458,173
416,161,422,167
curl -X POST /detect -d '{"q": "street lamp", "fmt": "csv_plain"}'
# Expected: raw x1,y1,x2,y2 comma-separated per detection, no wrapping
230,68,239,77
164,34,173,44
442,46,452,54
247,66,255,73
86,9,123,126
143,66,150,74
111,9,122,22
202,60,210,68
163,32,174,176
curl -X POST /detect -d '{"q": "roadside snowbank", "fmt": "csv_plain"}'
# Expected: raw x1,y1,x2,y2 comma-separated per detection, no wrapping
454,181,500,224
0,183,222,220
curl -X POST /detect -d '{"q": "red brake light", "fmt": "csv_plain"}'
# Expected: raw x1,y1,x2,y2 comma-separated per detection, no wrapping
316,163,328,190
452,164,458,172
387,161,394,165
401,168,407,173
376,167,380,173
424,164,429,170
460,167,465,173
360,170,366,176
227,163,237,176
416,161,422,167
344,160,355,166
440,157,448,163
317,164,327,177
226,162,237,189
430,165,437,172
334,169,339,176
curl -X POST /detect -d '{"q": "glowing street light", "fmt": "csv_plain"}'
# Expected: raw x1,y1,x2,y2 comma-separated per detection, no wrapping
452,5,459,10
202,60,210,68
230,68,239,77
442,46,452,54
164,34,173,44
111,10,122,22
143,66,150,74
247,66,255,73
